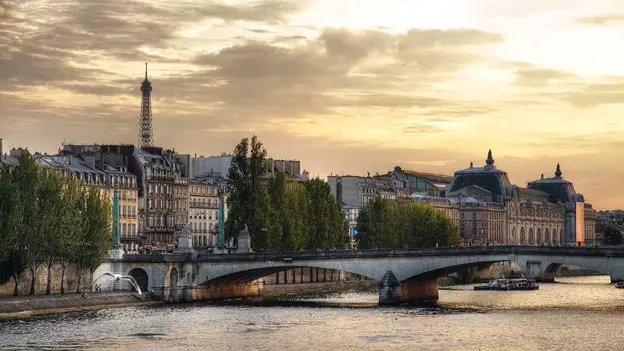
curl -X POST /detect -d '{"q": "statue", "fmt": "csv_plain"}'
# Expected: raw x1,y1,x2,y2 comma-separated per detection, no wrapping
175,225,194,253
237,224,253,253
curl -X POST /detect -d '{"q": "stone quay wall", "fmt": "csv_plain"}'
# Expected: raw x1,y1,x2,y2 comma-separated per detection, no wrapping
0,263,94,296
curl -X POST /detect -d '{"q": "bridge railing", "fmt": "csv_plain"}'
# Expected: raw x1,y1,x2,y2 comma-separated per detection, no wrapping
120,245,624,263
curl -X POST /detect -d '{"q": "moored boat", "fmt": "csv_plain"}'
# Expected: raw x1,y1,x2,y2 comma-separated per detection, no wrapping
474,278,539,291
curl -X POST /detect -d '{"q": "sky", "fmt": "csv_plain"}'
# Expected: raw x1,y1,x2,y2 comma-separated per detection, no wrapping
1,0,623,209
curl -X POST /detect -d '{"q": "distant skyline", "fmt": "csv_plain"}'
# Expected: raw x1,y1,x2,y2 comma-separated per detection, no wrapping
1,0,623,209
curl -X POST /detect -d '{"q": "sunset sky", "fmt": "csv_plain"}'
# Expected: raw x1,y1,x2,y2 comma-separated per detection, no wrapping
1,0,623,209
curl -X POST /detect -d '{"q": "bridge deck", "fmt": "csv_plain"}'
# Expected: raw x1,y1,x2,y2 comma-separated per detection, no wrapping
122,246,624,263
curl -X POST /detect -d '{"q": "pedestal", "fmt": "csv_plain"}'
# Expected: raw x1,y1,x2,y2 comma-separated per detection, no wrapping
108,248,124,260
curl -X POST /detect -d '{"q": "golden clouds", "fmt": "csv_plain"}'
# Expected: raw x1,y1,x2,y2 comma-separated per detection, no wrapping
0,0,623,208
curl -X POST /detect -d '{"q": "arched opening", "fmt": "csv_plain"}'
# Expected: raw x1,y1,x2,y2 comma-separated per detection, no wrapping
528,228,535,245
520,227,526,245
545,229,551,245
560,229,565,245
536,228,543,245
128,268,149,292
170,267,179,300
511,227,517,244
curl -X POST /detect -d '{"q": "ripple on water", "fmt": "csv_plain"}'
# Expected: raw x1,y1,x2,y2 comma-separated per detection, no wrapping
0,276,623,351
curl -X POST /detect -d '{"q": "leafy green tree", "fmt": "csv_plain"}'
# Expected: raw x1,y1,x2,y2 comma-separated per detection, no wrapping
9,151,40,296
37,168,65,295
356,198,459,249
74,187,112,293
57,178,83,295
0,167,23,287
225,135,272,251
602,225,623,246
303,179,349,250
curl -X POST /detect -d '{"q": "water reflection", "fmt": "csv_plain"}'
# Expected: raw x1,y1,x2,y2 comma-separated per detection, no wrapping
1,276,623,351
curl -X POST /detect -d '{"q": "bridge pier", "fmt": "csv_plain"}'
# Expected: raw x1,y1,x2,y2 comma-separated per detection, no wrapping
518,260,558,282
378,271,439,305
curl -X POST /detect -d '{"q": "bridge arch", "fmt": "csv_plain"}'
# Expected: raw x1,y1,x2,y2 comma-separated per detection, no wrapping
199,265,378,285
128,268,149,292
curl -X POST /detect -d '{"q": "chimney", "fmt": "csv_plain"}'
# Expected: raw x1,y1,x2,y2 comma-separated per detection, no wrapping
0,137,3,156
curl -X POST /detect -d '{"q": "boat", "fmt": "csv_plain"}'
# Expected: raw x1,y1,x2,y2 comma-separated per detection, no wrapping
614,282,624,289
474,278,539,291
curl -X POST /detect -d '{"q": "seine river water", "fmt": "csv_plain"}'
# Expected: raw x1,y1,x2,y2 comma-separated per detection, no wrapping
1,276,623,350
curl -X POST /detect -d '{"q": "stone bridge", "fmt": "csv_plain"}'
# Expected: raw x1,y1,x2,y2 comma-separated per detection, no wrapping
93,246,624,305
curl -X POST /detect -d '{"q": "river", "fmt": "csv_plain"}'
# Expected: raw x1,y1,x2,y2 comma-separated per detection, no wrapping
1,276,623,350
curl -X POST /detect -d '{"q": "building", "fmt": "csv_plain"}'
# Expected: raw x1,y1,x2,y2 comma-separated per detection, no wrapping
328,175,397,208
132,147,189,246
388,166,453,197
60,144,190,248
328,170,457,247
191,154,304,180
446,150,595,246
342,204,359,247
188,177,221,249
36,153,140,251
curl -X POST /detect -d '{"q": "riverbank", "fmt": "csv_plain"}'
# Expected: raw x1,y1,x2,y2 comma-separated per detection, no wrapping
0,292,161,319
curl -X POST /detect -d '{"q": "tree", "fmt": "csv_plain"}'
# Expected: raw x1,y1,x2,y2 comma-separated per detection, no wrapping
8,151,40,296
74,187,112,293
57,178,83,295
0,167,23,287
356,198,459,249
225,135,272,251
602,225,623,246
37,169,65,295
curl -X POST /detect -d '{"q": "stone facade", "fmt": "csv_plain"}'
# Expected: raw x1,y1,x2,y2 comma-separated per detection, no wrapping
188,178,221,248
59,144,191,249
447,151,595,246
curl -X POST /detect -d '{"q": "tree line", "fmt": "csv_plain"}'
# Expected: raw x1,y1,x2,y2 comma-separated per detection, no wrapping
356,197,459,249
0,151,112,296
225,136,350,252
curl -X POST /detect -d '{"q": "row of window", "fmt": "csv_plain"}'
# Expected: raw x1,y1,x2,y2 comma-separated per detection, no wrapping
189,210,219,220
148,198,187,211
120,205,137,218
189,221,216,232
121,223,137,236
190,185,218,196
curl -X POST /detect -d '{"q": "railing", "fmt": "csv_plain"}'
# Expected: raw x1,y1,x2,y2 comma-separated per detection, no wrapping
122,245,624,263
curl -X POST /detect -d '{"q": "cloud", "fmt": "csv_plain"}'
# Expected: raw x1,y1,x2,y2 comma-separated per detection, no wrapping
399,29,504,49
514,68,576,86
401,123,443,134
567,78,624,107
576,15,624,25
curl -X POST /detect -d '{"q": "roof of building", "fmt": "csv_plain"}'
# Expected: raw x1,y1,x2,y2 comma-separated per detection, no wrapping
394,166,454,184
448,150,513,197
38,155,106,175
527,164,580,203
